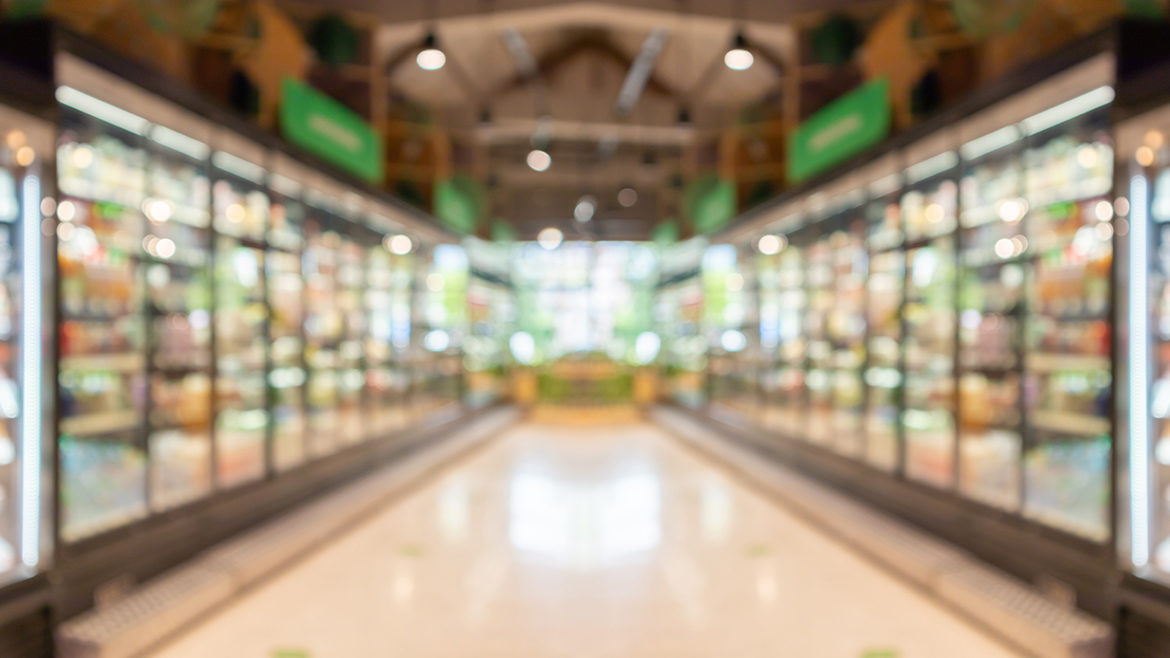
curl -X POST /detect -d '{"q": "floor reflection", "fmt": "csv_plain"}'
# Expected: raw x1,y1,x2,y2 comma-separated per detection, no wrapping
508,460,662,566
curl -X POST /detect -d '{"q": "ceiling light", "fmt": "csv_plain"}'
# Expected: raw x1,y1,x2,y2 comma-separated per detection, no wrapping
618,187,638,207
527,148,552,172
574,196,596,223
537,227,563,250
386,234,413,255
724,32,753,71
417,32,446,71
757,234,785,255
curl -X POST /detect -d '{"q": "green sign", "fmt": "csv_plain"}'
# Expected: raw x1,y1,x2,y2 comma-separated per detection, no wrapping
491,221,517,242
434,176,482,235
279,77,384,183
651,220,679,245
685,176,736,235
788,78,891,183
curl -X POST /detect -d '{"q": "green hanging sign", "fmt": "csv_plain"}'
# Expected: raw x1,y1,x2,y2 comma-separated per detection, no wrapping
685,176,737,235
788,78,891,183
651,220,679,245
279,77,384,183
434,176,483,235
491,221,517,242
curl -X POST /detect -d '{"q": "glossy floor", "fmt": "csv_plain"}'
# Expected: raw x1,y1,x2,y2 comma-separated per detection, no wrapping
150,420,1021,658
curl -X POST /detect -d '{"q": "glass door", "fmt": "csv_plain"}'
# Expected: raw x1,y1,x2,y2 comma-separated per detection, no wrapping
211,169,269,487
56,109,148,541
1127,105,1170,576
0,107,49,576
266,192,306,471
901,163,958,488
804,233,834,445
303,217,341,456
829,217,867,457
957,130,1026,511
865,187,903,471
1021,108,1113,541
365,241,396,437
337,233,366,444
143,130,212,510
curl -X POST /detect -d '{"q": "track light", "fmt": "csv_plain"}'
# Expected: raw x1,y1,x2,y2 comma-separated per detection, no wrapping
417,32,446,71
724,32,753,71
527,149,551,172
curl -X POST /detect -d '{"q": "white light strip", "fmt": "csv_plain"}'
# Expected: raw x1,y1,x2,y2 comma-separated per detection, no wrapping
1131,174,1151,569
212,151,266,184
869,173,901,197
1023,86,1115,136
905,151,958,184
150,125,209,161
960,125,1020,161
19,175,41,569
55,86,149,135
270,174,301,198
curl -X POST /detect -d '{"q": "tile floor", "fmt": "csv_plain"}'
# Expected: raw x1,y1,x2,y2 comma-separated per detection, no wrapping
149,420,1022,658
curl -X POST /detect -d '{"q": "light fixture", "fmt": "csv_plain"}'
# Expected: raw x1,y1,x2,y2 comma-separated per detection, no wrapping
417,32,446,71
574,195,596,223
618,187,638,207
527,148,552,172
724,32,753,71
386,234,413,255
757,234,785,255
537,226,563,250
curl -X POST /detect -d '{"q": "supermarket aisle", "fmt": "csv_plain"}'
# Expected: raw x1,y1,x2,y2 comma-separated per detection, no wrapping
150,421,1020,658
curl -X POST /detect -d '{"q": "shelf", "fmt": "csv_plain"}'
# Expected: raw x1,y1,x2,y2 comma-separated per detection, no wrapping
1026,353,1109,372
61,352,145,372
1029,410,1110,437
60,177,145,208
60,409,140,436
1026,178,1111,208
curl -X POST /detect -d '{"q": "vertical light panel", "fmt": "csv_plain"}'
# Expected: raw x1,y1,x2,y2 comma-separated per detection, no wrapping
1131,174,1151,569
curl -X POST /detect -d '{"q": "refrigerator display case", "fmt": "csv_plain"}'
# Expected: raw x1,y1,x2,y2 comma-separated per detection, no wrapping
900,144,958,489
827,202,867,457
772,228,806,438
266,165,307,471
802,232,834,445
364,237,398,436
142,125,212,511
956,125,1026,511
863,161,904,471
704,242,756,419
1020,106,1113,541
303,208,342,457
211,141,269,488
56,102,149,540
0,102,51,579
1123,92,1170,582
336,229,367,444
707,52,1122,567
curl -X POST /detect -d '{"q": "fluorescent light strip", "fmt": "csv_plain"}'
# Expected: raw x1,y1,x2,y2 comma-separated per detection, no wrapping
212,151,266,184
1023,86,1115,136
960,125,1020,161
906,151,958,184
1131,174,1152,569
55,86,149,135
869,173,901,197
150,125,209,161
270,174,301,198
19,175,41,569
